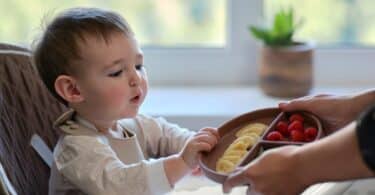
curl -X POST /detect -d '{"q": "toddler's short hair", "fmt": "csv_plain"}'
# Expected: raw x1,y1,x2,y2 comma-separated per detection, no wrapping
33,7,133,105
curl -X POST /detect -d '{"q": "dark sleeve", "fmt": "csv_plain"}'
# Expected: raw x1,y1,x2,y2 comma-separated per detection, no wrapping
356,104,375,171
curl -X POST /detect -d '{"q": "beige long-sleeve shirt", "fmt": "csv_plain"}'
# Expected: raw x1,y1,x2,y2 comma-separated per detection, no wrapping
48,110,193,195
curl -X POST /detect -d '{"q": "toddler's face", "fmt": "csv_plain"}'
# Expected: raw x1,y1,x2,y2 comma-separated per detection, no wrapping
74,32,147,122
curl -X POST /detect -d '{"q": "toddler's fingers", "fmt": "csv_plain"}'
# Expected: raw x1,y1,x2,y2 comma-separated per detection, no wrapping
195,142,213,152
200,127,220,140
194,134,218,147
208,128,220,139
195,131,218,142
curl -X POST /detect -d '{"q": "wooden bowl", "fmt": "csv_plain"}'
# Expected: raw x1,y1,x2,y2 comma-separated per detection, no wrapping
198,107,323,184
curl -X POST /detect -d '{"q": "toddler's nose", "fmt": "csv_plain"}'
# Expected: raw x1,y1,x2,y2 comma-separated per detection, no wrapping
130,79,138,87
129,70,141,87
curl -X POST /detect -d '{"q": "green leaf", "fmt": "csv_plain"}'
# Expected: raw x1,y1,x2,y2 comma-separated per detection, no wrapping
249,26,273,44
249,8,302,46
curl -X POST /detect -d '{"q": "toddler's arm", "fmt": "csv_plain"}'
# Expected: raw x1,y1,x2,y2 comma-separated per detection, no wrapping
55,136,173,195
135,115,195,157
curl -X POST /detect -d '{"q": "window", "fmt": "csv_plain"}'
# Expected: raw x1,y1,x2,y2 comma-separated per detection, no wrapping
265,0,375,47
1,0,374,86
0,0,226,47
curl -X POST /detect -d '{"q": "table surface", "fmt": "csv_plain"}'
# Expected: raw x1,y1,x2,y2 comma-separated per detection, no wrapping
170,174,375,195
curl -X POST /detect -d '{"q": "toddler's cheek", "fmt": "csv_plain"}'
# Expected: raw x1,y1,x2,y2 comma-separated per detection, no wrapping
105,88,127,104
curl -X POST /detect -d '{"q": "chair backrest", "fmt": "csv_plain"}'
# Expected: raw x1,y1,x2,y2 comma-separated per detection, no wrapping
0,43,67,195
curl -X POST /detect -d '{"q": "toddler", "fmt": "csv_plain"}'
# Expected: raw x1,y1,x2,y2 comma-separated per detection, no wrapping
33,7,219,195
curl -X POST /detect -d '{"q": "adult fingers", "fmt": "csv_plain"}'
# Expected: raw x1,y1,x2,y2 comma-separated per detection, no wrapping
247,188,262,195
279,93,336,113
191,166,202,176
278,96,312,112
223,169,252,193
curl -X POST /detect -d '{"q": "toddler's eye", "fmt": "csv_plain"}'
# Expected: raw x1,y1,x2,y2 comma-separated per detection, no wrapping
109,70,123,77
135,64,144,70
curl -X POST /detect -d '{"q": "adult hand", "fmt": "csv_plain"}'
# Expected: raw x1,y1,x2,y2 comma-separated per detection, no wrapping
279,94,358,134
223,146,307,195
191,166,202,176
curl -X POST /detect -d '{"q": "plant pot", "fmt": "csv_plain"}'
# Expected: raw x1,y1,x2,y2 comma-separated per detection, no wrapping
258,42,314,98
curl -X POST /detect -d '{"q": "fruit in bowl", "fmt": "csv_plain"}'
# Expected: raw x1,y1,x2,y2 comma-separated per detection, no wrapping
264,112,322,143
216,122,267,173
198,108,323,184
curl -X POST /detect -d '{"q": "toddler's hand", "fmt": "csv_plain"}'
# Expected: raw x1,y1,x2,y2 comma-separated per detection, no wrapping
180,127,220,169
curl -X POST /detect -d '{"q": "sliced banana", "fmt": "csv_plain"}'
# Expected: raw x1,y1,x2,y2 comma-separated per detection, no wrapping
216,158,236,173
223,149,247,157
221,155,243,164
216,122,268,173
235,123,267,137
227,135,256,151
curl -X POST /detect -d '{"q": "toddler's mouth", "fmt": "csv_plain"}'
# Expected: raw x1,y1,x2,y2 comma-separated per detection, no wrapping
130,94,141,104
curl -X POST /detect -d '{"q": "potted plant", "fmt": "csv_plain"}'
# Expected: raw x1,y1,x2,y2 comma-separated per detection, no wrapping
250,8,314,98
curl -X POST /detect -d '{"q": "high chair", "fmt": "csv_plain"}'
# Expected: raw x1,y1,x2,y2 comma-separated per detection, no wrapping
0,43,67,195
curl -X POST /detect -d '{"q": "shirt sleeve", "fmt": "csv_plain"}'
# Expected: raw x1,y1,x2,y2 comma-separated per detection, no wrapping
356,104,375,172
135,115,195,158
54,135,172,195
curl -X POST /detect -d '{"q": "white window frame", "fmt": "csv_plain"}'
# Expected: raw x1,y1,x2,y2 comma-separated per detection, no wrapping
142,0,375,87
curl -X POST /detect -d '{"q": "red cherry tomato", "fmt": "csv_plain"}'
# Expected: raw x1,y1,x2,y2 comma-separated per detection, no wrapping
275,121,289,136
266,131,283,141
288,120,303,133
290,130,305,142
289,113,304,123
305,127,318,142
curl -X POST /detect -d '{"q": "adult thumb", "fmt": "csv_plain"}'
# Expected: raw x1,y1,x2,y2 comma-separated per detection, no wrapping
278,100,305,112
223,170,250,193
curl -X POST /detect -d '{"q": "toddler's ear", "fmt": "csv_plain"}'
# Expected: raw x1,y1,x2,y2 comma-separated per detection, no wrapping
54,75,84,103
